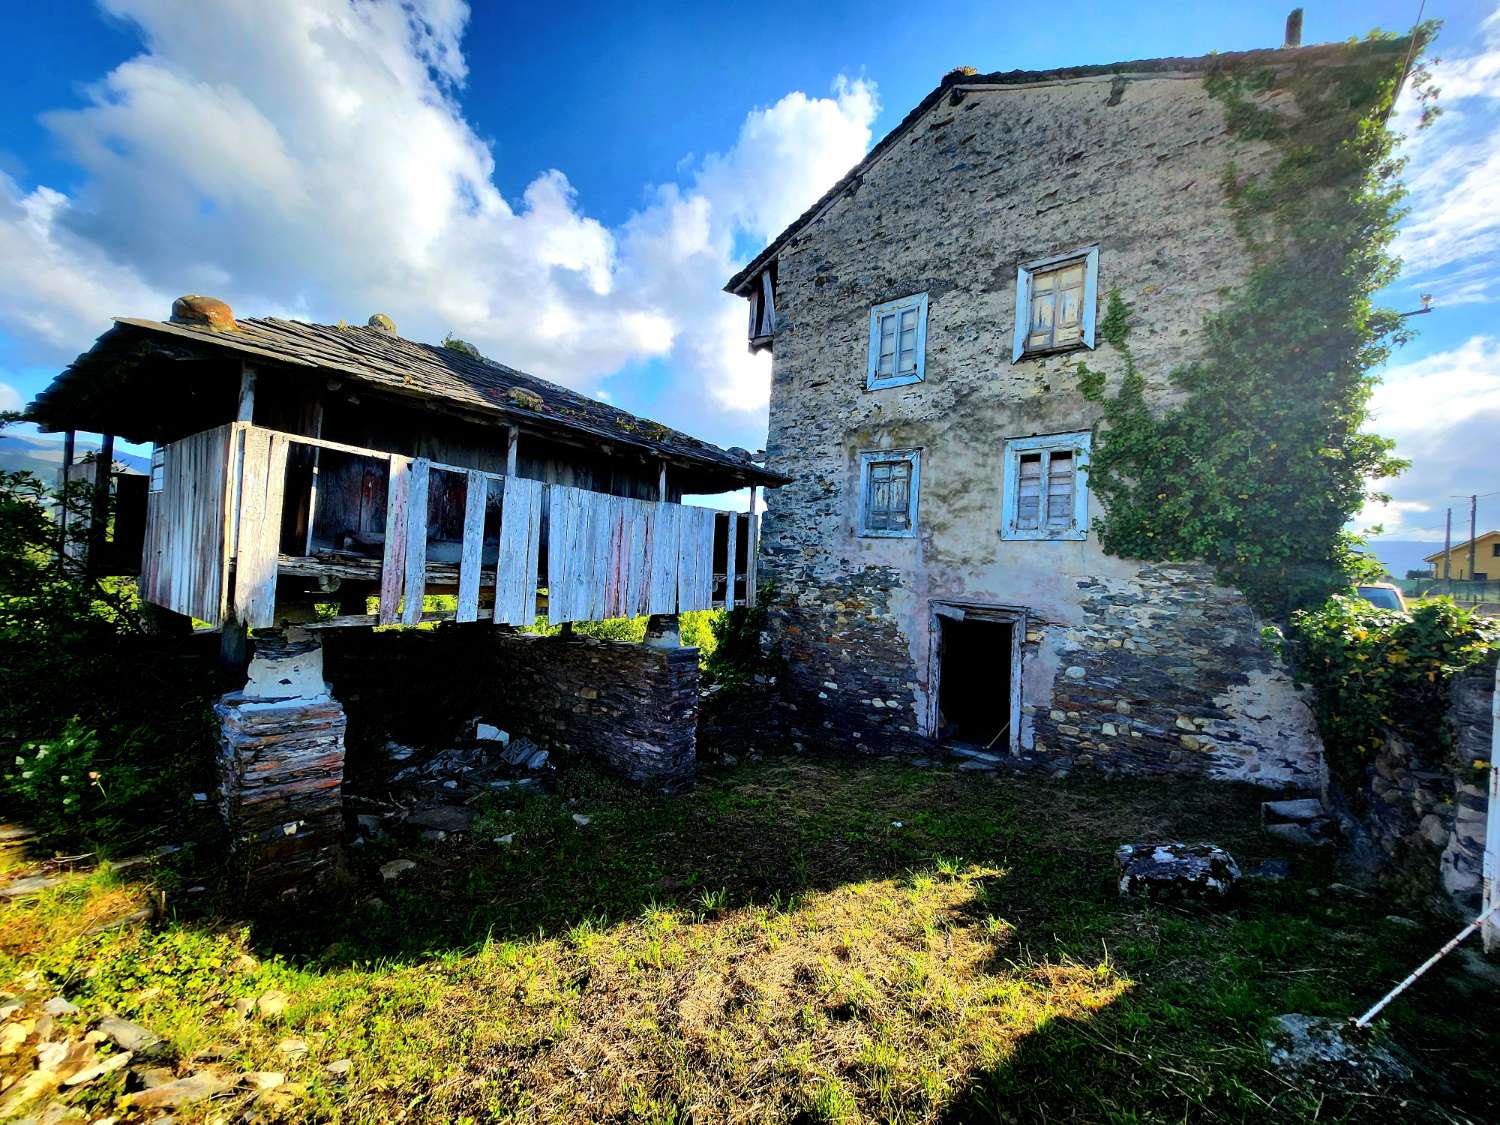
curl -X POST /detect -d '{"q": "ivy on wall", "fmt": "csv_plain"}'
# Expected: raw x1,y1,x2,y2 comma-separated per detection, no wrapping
1076,31,1439,618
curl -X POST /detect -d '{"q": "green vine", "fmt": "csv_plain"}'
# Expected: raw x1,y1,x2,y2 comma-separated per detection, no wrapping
1075,29,1439,618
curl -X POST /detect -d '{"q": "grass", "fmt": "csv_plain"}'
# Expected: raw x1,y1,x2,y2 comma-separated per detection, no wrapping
2,755,1498,1122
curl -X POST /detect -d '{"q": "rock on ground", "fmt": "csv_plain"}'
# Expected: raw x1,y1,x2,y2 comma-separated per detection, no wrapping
1266,1014,1412,1090
1116,842,1240,904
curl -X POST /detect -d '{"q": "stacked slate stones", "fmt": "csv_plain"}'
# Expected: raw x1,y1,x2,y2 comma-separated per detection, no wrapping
217,630,346,897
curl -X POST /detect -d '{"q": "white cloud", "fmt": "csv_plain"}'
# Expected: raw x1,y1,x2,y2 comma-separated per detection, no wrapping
1391,8,1500,301
1361,335,1500,538
0,381,22,412
0,0,877,448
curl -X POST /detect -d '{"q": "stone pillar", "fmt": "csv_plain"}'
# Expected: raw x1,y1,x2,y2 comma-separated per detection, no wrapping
217,627,346,898
644,613,680,649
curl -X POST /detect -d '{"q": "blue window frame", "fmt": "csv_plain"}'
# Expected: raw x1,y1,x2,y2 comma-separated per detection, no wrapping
857,449,921,538
866,294,928,389
1011,247,1099,362
1000,432,1091,541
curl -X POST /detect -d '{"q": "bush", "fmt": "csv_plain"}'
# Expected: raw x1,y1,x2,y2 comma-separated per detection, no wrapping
0,416,218,852
1290,594,1499,783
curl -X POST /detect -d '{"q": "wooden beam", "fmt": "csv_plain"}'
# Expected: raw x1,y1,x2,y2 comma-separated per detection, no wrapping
658,460,668,502
746,486,759,608
303,399,325,555
506,424,519,477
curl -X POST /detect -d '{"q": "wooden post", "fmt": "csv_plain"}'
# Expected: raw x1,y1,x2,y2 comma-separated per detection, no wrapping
237,364,257,423
658,460,668,502
86,433,115,574
56,429,75,565
303,400,325,555
746,485,759,608
506,425,519,477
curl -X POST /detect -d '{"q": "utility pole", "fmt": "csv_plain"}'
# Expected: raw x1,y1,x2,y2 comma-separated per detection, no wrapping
1468,494,1478,588
1444,508,1453,595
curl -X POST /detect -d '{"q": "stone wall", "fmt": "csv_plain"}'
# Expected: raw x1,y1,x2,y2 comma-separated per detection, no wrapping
1350,655,1496,917
755,63,1347,781
322,625,698,792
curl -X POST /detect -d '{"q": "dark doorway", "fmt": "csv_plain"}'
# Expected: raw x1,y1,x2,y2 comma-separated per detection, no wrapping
935,616,1014,750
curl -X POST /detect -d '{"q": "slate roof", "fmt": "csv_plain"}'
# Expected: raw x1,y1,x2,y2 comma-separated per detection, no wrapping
724,36,1412,295
30,315,786,486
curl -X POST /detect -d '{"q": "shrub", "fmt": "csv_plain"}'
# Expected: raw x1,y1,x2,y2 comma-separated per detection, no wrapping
1290,594,1499,784
0,416,217,852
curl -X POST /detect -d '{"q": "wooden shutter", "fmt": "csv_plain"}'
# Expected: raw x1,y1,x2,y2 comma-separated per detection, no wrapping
1011,267,1030,362
1015,454,1043,530
1045,451,1075,527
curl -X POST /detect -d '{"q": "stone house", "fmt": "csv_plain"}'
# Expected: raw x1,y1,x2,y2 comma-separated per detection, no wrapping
727,34,1412,788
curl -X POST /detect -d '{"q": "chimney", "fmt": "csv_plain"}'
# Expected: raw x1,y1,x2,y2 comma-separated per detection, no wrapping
1283,8,1303,48
170,294,236,332
367,313,397,335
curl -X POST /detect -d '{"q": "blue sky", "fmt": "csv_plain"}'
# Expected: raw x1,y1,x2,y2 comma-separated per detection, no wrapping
0,0,1496,539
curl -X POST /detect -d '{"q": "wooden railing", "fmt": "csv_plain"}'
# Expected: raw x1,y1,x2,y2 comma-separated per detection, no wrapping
141,422,757,630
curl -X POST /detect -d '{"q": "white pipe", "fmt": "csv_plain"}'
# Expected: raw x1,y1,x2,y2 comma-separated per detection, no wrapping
1353,902,1500,1028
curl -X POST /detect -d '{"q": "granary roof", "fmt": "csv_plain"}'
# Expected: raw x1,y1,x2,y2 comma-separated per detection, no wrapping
723,36,1413,296
29,314,787,487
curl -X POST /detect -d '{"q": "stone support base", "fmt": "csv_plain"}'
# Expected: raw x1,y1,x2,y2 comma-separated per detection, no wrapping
217,629,346,898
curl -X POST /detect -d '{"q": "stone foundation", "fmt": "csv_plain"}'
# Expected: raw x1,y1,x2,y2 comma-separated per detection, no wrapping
216,630,345,897
765,561,1322,787
1348,656,1495,917
323,626,699,792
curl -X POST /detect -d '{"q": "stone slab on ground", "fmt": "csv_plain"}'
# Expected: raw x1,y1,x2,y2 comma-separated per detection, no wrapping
1116,842,1240,904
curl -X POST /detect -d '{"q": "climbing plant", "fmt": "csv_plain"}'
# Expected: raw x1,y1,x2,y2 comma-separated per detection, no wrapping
1075,30,1439,618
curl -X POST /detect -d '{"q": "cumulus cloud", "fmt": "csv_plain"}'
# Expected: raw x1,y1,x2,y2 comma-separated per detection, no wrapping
0,0,877,447
1391,7,1500,302
0,381,22,413
1362,336,1500,539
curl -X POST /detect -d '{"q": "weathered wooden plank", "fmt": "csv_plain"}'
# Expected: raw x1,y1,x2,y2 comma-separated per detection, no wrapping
745,511,760,608
495,476,543,626
677,505,715,612
234,430,288,629
648,502,680,615
400,458,431,626
456,470,487,622
724,509,738,610
545,484,578,623
624,499,651,617
583,491,610,622
379,455,412,625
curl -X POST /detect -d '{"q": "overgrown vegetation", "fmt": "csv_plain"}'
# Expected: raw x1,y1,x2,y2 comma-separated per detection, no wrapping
1287,595,1499,784
0,416,218,853
1076,33,1438,617
5,758,1498,1122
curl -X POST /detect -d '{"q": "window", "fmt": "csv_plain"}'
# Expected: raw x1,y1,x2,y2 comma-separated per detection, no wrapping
866,294,928,389
1001,432,1090,541
857,450,921,537
1011,247,1099,361
1492,543,1500,558
149,445,165,494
